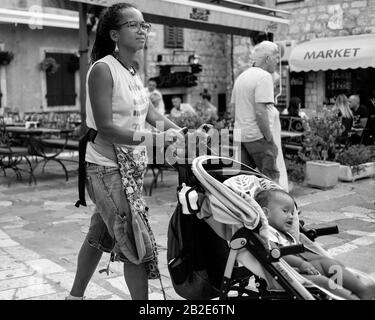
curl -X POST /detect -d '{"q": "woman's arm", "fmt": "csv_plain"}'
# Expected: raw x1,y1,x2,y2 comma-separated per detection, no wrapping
89,63,156,146
146,102,181,131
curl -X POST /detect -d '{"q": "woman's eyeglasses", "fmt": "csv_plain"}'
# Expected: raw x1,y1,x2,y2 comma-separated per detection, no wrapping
119,21,152,33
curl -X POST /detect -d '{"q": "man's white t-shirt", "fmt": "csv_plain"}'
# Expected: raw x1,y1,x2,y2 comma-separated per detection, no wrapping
170,103,196,118
231,67,275,142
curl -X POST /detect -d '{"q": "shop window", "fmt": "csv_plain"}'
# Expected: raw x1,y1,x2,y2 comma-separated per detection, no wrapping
45,52,76,107
164,26,184,49
326,70,352,102
218,93,226,116
290,72,305,108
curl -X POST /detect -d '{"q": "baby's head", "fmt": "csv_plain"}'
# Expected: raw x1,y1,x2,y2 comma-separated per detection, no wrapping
255,189,296,234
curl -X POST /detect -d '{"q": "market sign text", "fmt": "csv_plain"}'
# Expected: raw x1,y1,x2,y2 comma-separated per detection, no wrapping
304,48,361,60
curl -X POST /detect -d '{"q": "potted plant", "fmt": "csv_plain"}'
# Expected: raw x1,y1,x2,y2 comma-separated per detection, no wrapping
336,145,375,182
299,108,344,189
0,51,14,66
40,57,60,75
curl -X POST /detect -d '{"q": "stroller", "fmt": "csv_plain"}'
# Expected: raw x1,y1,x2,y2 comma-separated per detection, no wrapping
167,151,355,300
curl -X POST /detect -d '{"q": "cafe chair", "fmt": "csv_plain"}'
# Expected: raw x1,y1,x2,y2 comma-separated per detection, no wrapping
360,115,375,146
0,117,36,185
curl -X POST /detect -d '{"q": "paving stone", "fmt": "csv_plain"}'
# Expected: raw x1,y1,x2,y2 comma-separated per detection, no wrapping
25,259,66,275
3,246,41,260
0,288,16,299
0,261,26,272
0,216,22,224
2,221,28,230
0,201,12,207
334,247,375,275
0,275,46,291
26,291,68,300
0,268,36,281
5,229,36,239
0,230,10,239
45,272,76,290
300,210,346,223
149,292,165,300
340,206,375,214
327,243,358,257
0,238,20,248
102,294,123,300
13,283,57,300
313,235,345,247
84,282,116,299
106,276,130,295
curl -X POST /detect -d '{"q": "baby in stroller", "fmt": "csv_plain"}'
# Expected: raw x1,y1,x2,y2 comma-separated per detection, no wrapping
254,188,375,300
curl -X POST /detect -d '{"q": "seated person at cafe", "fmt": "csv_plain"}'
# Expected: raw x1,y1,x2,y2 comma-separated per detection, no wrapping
194,90,218,123
282,96,308,120
349,94,370,128
146,78,165,115
170,96,196,118
333,94,354,139
364,89,375,116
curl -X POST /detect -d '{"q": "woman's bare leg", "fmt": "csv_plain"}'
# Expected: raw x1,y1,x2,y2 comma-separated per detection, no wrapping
70,239,103,298
123,263,148,300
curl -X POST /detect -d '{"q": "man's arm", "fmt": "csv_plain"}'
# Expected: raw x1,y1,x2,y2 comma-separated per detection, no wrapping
254,102,273,142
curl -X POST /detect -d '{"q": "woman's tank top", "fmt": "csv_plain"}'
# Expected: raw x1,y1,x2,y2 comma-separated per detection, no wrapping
85,55,149,167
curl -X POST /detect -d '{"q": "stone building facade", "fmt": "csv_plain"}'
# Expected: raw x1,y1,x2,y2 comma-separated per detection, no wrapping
275,0,375,111
0,0,282,115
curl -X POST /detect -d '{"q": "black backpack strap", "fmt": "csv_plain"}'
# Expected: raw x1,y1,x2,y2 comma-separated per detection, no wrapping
75,128,97,208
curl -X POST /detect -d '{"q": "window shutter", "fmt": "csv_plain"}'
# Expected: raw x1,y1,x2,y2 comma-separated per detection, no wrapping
45,52,76,107
164,26,184,49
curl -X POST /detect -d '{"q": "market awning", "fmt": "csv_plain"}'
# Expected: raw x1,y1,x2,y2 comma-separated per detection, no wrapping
289,34,375,72
70,0,290,36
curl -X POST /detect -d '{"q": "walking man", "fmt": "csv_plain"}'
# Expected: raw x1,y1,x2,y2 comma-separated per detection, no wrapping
231,41,280,182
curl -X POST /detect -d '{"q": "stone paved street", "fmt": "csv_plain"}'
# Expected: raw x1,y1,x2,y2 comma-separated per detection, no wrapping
0,161,375,300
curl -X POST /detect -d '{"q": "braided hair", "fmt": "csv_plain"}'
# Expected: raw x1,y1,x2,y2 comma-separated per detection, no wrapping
90,3,137,64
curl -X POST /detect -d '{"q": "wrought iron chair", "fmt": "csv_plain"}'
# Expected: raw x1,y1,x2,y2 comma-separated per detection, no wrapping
0,116,36,185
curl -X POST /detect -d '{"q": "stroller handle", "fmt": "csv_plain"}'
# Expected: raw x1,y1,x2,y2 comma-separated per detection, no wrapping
269,244,305,261
314,226,339,237
301,225,339,241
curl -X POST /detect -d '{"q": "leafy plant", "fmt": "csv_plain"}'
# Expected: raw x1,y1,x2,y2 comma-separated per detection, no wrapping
168,112,204,129
285,158,305,183
211,112,234,130
299,108,344,162
40,57,60,75
336,145,375,174
193,101,218,124
0,51,14,66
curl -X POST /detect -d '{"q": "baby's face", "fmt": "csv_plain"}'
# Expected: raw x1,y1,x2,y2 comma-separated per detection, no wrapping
267,192,295,234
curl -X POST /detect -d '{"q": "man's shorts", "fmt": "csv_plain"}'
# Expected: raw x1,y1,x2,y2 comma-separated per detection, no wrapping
85,162,131,263
241,138,280,181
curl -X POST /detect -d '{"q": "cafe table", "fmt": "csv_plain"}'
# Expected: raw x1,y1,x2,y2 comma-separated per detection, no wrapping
281,131,304,139
6,126,74,182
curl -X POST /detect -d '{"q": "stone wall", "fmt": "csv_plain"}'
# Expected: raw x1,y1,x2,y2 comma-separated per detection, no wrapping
146,24,229,107
0,23,88,113
275,0,375,42
275,0,375,110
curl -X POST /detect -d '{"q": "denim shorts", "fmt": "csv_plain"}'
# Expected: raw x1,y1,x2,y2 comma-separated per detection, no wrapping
85,162,132,263
241,138,280,181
